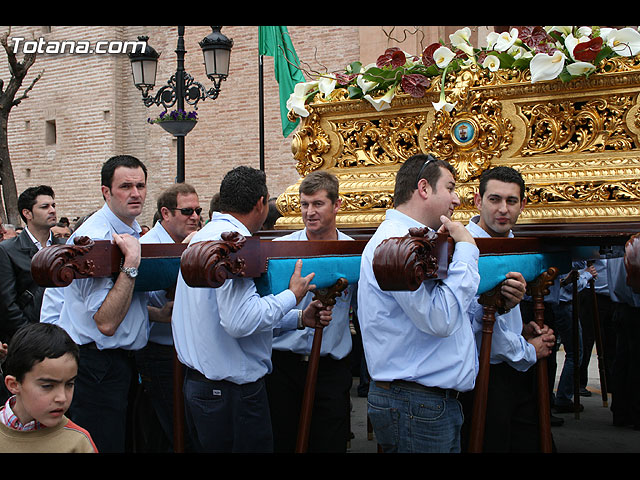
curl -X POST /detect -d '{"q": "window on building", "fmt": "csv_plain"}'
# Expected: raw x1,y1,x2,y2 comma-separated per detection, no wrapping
45,120,56,145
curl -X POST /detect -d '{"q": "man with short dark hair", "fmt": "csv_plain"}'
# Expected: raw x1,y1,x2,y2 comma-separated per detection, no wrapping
461,166,556,453
172,165,333,453
136,182,201,451
40,154,163,453
0,186,57,345
266,171,355,453
358,153,480,453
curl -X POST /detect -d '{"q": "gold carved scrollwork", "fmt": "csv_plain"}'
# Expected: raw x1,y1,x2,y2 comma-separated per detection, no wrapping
520,95,638,156
333,115,426,168
290,111,332,176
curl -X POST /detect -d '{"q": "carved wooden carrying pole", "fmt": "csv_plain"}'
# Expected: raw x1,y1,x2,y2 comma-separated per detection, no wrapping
526,267,558,453
295,278,349,453
589,277,609,407
31,228,634,454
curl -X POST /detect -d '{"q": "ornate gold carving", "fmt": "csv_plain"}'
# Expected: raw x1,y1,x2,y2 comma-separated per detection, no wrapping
277,58,640,229
421,89,514,182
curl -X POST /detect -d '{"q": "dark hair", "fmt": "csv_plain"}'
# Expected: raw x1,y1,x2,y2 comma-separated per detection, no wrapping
3,323,79,383
17,185,55,223
100,155,148,190
156,182,198,217
393,154,454,207
219,166,268,214
262,197,282,230
478,166,525,200
209,192,221,220
299,170,339,203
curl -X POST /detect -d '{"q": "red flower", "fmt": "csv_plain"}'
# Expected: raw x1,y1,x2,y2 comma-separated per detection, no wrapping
573,37,603,62
401,74,431,98
422,43,441,67
377,47,406,68
335,72,357,85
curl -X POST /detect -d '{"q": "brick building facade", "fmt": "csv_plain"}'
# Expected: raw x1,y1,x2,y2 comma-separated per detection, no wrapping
0,26,484,227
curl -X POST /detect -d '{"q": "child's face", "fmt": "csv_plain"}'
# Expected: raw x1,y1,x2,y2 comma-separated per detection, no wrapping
7,353,77,428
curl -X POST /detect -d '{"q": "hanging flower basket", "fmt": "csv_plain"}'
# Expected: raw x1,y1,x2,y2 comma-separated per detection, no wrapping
148,109,198,137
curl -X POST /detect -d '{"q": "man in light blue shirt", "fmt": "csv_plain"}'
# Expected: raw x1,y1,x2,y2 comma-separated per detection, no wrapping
136,182,201,452
358,154,480,453
40,155,157,453
171,166,333,453
461,166,556,452
266,171,356,453
606,253,640,428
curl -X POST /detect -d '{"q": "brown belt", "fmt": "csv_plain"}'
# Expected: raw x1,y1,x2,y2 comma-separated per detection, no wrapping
375,380,460,399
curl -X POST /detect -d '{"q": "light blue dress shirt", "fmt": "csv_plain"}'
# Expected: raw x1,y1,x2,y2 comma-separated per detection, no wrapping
357,209,480,392
607,256,640,307
139,221,173,346
466,216,537,372
271,228,355,360
41,204,158,350
171,212,300,384
545,261,591,304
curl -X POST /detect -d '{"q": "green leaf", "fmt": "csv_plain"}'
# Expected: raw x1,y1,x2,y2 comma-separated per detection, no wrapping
347,85,363,99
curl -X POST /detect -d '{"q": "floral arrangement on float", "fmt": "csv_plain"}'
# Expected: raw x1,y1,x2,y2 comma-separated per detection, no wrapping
287,26,640,116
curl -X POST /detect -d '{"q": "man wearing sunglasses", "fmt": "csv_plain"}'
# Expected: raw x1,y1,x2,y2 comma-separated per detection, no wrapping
358,153,480,453
135,182,201,452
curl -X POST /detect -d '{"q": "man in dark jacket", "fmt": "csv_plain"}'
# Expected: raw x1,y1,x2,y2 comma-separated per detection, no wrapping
0,185,58,345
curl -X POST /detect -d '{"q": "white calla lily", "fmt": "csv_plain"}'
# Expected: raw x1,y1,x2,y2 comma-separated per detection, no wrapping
566,61,596,77
286,81,318,118
318,74,337,98
432,97,457,112
491,28,519,52
482,54,500,72
364,86,396,112
607,27,640,57
357,63,378,94
450,27,472,46
433,46,455,69
530,50,566,83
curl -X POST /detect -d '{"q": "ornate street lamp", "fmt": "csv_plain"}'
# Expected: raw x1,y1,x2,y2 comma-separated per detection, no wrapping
129,26,233,182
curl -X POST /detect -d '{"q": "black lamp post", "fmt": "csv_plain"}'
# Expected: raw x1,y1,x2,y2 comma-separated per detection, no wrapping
129,26,233,182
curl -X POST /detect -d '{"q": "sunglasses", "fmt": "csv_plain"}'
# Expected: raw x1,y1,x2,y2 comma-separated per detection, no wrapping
171,207,202,216
415,156,438,188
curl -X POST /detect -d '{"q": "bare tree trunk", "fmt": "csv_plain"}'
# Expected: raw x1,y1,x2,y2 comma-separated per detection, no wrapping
0,28,42,225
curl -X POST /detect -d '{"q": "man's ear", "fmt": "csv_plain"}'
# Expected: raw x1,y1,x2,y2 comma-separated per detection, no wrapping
21,209,33,223
473,192,482,210
416,178,431,200
4,375,20,395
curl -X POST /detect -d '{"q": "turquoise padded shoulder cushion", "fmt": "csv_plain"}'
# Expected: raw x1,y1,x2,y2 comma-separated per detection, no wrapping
134,257,181,292
255,256,361,297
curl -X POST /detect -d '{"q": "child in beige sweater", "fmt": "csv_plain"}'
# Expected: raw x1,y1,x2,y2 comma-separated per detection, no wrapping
0,323,97,453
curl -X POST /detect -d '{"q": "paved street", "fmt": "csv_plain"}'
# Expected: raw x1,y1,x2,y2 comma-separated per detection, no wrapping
346,348,639,454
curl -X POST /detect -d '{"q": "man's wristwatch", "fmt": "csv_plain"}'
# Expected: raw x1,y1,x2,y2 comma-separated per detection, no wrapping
120,265,139,279
297,309,305,330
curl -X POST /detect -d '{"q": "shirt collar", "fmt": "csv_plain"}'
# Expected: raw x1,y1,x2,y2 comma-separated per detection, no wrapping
24,226,53,250
101,204,142,237
467,214,514,238
0,395,44,431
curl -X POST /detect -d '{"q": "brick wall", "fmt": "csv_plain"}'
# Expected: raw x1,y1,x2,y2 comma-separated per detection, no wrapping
2,26,469,227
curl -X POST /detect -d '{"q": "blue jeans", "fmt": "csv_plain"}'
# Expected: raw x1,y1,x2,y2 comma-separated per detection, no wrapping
367,380,464,453
183,369,273,453
550,301,583,406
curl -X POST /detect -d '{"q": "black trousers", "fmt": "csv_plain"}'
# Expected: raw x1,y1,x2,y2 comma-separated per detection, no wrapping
461,362,542,453
611,302,640,428
266,349,352,453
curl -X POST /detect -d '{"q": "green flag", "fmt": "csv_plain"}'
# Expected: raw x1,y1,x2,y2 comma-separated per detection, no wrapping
259,26,306,137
